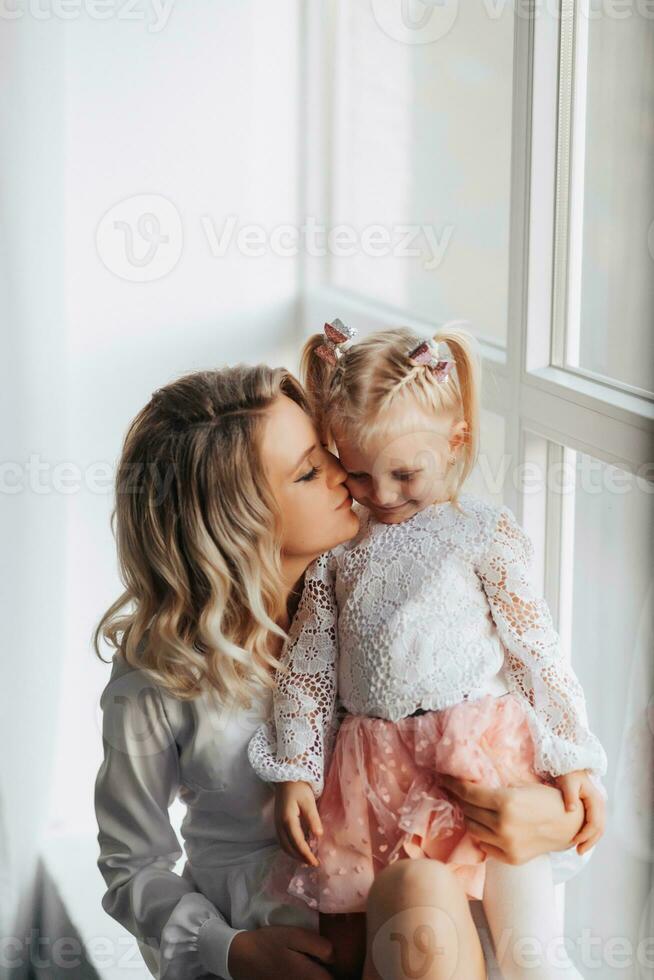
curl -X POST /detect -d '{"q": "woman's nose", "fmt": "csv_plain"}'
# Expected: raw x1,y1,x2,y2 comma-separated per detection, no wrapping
325,449,348,487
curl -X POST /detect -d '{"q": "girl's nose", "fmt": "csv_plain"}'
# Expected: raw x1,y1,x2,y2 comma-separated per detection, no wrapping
370,481,401,507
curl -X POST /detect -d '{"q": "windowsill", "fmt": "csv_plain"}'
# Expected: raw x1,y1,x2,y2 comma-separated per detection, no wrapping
301,282,508,370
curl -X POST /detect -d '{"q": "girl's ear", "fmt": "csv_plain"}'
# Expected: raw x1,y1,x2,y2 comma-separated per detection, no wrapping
449,418,468,453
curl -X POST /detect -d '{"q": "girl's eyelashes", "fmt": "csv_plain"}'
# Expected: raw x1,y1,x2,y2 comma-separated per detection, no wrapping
348,470,422,482
296,464,323,483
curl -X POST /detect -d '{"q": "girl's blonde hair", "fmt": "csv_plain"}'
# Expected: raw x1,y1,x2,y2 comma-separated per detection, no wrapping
94,365,309,706
300,325,481,505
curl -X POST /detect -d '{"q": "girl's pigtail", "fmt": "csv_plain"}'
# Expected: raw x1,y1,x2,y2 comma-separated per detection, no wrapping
433,327,481,488
300,333,335,444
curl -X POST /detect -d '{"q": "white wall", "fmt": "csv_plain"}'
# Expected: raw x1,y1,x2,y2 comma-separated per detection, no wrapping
0,0,302,951
0,11,68,949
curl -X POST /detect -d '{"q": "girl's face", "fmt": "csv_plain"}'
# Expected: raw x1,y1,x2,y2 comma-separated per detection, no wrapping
336,404,467,525
261,394,359,564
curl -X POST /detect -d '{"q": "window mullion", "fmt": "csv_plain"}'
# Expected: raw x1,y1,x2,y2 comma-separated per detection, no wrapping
550,0,576,369
505,7,535,517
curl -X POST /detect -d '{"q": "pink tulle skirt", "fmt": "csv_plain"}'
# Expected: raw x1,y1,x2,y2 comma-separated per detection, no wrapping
263,692,553,914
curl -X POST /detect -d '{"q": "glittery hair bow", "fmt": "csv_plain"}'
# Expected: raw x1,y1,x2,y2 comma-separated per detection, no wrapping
315,318,358,366
407,338,453,383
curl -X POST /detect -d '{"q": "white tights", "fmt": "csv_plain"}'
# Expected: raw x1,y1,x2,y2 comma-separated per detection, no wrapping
481,855,584,980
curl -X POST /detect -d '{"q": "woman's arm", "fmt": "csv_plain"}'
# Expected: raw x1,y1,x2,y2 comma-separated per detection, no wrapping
439,774,588,865
95,660,243,980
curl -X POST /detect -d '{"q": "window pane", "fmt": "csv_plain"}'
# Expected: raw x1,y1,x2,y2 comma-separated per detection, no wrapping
566,15,654,394
330,0,514,346
560,452,653,968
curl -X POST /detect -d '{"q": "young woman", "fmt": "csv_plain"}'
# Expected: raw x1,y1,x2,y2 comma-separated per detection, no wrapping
94,364,593,980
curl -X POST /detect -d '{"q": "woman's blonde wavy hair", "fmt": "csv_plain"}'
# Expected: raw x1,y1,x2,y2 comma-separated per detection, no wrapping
300,325,481,508
94,365,309,706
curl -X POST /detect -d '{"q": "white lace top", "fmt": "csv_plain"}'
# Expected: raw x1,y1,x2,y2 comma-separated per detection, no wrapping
248,493,608,797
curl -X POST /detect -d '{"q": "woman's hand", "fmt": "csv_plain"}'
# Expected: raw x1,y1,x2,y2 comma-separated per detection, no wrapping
439,774,587,865
553,769,606,855
274,781,323,867
228,925,335,980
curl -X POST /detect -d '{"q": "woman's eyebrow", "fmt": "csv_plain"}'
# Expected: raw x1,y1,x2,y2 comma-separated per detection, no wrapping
289,443,316,475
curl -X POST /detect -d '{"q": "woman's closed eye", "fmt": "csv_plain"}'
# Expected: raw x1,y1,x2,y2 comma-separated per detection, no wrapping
295,464,323,483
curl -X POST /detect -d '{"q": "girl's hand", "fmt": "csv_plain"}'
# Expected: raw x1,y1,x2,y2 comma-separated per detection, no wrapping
555,769,606,855
274,781,323,867
438,774,587,865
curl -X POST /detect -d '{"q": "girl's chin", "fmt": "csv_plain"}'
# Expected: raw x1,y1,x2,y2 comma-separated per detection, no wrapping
372,499,443,524
371,505,414,524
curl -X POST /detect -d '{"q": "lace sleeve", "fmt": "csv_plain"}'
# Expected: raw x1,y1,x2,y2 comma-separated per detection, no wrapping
476,506,608,781
248,551,339,797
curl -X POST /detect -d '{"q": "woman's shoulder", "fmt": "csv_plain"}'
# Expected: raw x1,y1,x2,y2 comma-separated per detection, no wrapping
100,649,159,693
98,651,181,727
95,653,184,761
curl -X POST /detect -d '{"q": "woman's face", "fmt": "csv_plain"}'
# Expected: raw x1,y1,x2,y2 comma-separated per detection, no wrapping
261,394,359,566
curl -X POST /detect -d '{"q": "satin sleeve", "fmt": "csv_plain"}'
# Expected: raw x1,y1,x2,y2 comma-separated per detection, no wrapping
94,661,244,979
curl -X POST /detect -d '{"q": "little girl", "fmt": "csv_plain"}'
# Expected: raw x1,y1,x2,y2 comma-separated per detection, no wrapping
248,321,608,979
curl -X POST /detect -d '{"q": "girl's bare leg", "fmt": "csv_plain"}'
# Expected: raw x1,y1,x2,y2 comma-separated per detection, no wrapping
362,859,487,980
